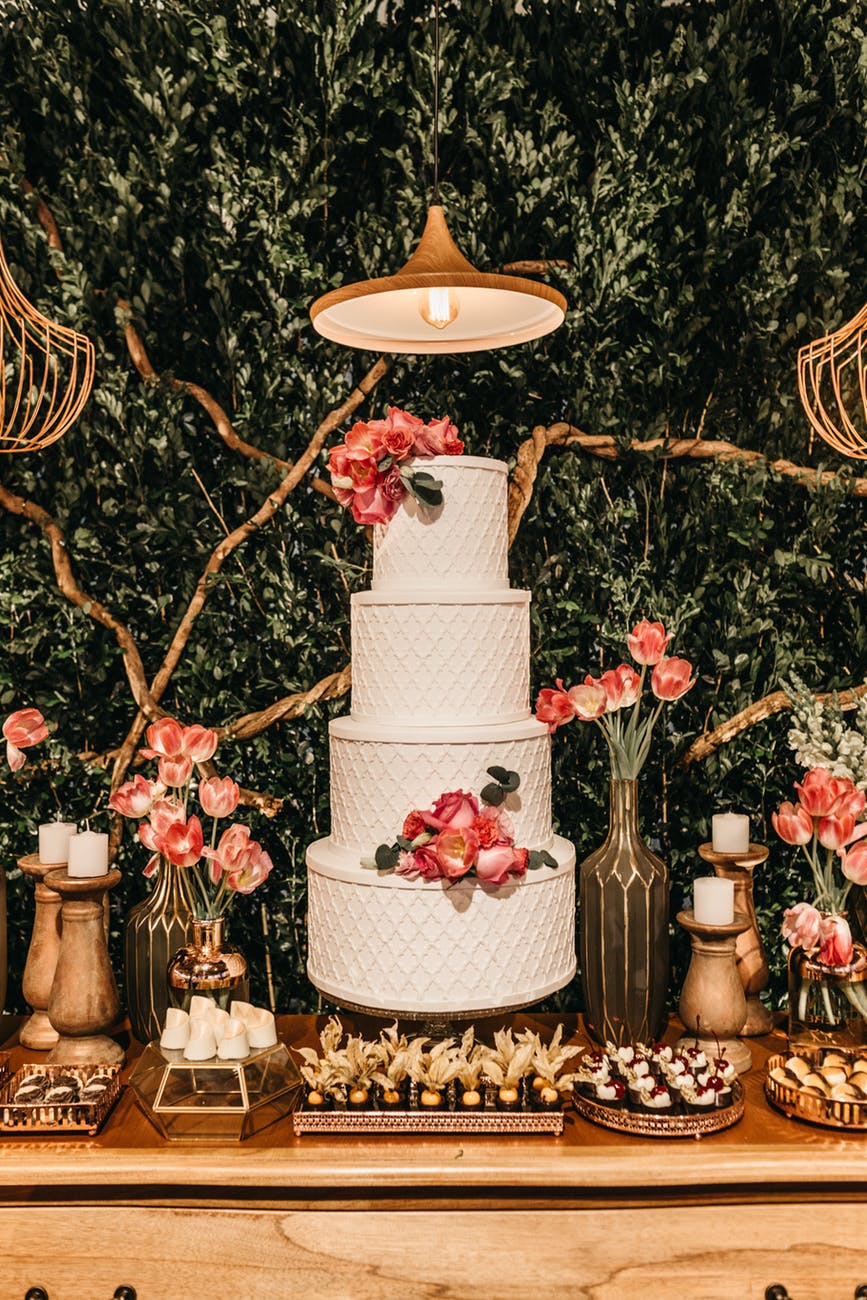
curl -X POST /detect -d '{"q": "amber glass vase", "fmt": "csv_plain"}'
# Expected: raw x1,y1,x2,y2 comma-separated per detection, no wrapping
788,943,867,1051
124,858,195,1044
167,915,249,1013
580,779,669,1046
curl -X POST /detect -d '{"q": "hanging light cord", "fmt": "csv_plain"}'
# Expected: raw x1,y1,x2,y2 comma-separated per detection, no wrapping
432,0,440,204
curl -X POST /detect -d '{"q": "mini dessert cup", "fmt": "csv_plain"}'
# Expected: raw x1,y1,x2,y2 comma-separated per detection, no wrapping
457,1085,485,1112
641,1083,675,1115
346,1085,374,1111
494,1085,522,1113
594,1078,626,1109
418,1087,445,1110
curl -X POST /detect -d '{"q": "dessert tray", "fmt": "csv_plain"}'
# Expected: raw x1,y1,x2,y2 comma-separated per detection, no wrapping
293,1094,565,1136
572,1081,744,1138
765,1049,867,1131
0,1063,122,1136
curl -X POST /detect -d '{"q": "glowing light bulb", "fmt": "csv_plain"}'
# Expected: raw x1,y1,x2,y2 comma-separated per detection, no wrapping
419,286,460,330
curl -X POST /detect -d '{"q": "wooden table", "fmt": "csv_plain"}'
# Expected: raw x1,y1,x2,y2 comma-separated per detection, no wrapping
1,1010,866,1300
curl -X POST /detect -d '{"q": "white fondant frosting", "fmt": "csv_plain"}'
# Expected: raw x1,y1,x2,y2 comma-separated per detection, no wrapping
307,452,577,1016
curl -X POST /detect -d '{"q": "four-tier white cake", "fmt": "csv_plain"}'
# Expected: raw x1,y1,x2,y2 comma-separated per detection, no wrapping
306,455,577,1016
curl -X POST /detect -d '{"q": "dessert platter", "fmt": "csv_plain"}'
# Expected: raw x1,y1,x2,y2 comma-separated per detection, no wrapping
571,1040,745,1137
306,455,577,1018
0,1062,122,1135
765,1048,867,1130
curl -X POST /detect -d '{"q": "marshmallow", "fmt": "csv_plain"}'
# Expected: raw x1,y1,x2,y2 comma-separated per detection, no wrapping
159,1007,191,1051
216,1017,250,1060
183,1018,217,1061
246,1008,278,1050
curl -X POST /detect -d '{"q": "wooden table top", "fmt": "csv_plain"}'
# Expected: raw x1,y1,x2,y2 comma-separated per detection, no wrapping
1,1010,865,1199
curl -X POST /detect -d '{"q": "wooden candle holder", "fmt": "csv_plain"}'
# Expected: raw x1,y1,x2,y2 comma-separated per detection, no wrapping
44,868,124,1066
18,853,63,1051
676,908,753,1075
698,841,773,1036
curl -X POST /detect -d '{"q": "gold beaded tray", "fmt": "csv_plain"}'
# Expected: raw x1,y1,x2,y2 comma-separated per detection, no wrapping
0,1063,123,1136
765,1051,867,1131
293,1106,565,1135
0,1053,9,1091
571,1080,745,1138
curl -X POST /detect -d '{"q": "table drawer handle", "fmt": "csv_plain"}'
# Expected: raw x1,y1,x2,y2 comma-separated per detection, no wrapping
114,1290,137,1300
765,1288,790,1300
854,1288,867,1299
24,1290,49,1300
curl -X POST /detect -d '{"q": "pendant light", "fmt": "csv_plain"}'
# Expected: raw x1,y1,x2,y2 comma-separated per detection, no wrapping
0,235,95,453
309,1,566,354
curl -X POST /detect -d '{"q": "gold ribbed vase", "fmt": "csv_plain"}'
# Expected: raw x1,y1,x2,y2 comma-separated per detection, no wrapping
123,858,195,1044
580,779,669,1046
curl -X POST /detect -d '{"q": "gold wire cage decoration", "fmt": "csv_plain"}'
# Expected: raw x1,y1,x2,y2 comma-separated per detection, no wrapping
0,234,95,454
797,304,867,459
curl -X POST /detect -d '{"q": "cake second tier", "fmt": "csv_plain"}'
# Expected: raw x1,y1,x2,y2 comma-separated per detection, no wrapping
351,589,530,726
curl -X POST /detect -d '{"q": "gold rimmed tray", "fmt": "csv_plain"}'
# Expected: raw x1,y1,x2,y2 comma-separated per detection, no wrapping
765,1051,867,1131
293,1107,564,1135
572,1080,745,1138
0,1063,122,1136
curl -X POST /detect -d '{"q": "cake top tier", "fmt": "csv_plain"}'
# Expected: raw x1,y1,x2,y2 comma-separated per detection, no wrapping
372,455,510,592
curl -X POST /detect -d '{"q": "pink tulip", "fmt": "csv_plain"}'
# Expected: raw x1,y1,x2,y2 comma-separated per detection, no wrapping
183,725,219,763
568,682,607,721
143,717,185,760
204,823,273,894
841,839,867,886
226,839,273,894
627,619,671,666
794,768,861,820
819,913,854,967
475,841,518,885
817,813,856,851
424,790,480,831
781,901,822,951
109,775,164,819
158,753,193,788
435,826,480,879
535,680,576,731
159,815,204,868
3,707,48,771
199,775,240,818
771,801,814,846
650,656,695,701
611,664,641,709
138,798,186,852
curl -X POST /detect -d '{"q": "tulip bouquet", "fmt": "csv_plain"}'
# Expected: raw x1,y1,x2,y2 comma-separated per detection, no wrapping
327,404,463,526
110,716,273,919
535,619,696,778
774,768,867,995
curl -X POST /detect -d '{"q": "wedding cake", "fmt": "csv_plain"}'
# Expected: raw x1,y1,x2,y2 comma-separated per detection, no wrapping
306,454,576,1016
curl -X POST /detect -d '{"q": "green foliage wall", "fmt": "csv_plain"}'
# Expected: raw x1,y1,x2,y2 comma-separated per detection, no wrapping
1,0,866,1015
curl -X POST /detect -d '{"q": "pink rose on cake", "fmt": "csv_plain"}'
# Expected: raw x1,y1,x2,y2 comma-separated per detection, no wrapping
326,405,464,527
424,789,479,830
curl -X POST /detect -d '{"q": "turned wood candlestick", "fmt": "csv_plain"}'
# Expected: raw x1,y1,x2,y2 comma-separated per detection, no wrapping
44,868,124,1065
699,841,773,1036
676,908,753,1074
18,853,63,1050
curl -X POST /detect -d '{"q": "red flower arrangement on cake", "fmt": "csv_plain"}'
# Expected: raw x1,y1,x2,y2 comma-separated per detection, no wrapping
365,767,558,885
327,405,464,526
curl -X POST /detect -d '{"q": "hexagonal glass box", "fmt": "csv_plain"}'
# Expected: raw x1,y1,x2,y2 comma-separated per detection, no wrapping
129,1040,302,1141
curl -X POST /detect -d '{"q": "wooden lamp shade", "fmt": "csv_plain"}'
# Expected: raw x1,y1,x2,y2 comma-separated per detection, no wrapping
798,304,867,459
310,205,567,354
0,235,95,453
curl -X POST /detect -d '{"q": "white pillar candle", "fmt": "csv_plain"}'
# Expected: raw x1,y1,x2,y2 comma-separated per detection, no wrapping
712,813,750,855
693,876,735,926
159,1008,191,1051
183,1018,217,1061
216,1017,250,1060
66,830,109,877
38,821,77,865
246,1007,278,1050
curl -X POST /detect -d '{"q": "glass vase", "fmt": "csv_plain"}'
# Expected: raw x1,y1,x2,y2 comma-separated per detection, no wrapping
166,915,249,1013
580,778,669,1046
787,943,867,1051
123,857,195,1044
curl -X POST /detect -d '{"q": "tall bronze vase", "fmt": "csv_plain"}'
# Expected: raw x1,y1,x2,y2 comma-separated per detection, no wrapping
123,858,195,1044
580,778,669,1046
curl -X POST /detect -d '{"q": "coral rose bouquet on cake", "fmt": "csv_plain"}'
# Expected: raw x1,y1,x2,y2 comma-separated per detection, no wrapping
327,404,463,525
774,767,867,1026
110,717,273,919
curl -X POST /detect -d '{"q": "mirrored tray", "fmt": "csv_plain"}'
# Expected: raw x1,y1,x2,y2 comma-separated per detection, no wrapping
765,1050,867,1131
294,1105,564,1135
572,1080,745,1138
0,1063,122,1136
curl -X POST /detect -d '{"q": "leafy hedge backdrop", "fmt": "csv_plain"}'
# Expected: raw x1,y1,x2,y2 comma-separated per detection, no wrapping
1,0,866,1016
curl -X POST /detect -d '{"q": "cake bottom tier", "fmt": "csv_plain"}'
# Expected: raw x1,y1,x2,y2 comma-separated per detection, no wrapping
306,835,576,1017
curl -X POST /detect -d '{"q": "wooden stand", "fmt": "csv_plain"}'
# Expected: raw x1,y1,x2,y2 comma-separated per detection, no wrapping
699,841,773,1035
18,853,63,1051
44,868,124,1066
676,908,753,1074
